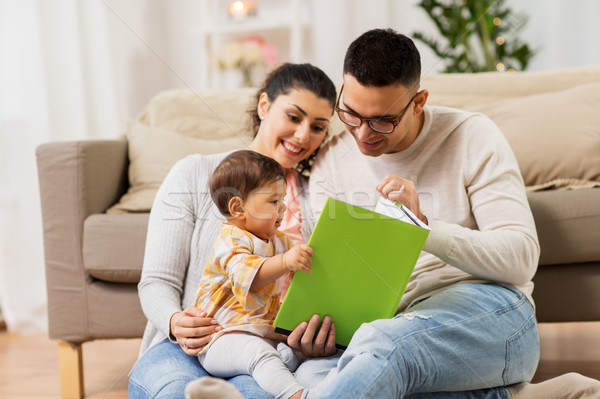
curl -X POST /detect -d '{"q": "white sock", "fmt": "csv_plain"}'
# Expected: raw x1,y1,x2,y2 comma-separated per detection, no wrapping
185,377,244,399
277,342,304,372
506,373,600,399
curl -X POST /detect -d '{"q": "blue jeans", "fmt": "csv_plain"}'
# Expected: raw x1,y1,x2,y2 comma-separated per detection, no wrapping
128,339,272,399
298,283,539,398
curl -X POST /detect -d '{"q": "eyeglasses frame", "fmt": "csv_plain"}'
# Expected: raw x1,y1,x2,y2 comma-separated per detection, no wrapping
335,84,417,134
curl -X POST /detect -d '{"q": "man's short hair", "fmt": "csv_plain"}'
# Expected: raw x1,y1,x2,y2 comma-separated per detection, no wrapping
343,28,421,88
210,150,285,217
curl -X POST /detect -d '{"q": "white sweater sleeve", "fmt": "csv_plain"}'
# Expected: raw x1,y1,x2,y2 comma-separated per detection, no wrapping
423,115,540,286
138,154,224,339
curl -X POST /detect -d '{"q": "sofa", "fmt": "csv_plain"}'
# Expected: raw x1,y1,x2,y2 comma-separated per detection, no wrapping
36,66,600,398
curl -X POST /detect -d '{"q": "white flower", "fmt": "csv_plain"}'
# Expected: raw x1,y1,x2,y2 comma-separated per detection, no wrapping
217,40,243,70
216,35,279,86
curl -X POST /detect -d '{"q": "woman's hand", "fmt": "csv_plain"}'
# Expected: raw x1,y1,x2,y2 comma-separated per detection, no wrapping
170,306,221,356
287,314,337,358
376,173,428,225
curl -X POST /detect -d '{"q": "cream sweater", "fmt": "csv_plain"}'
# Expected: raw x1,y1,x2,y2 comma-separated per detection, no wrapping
308,106,540,312
137,152,314,356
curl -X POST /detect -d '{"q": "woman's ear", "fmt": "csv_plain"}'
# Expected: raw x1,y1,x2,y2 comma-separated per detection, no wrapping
257,92,270,120
228,197,245,219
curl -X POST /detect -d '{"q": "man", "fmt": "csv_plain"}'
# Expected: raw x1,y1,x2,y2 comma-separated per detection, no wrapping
301,28,597,398
186,29,600,399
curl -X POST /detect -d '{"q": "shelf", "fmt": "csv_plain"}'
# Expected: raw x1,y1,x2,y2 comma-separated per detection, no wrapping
196,19,295,35
195,0,306,89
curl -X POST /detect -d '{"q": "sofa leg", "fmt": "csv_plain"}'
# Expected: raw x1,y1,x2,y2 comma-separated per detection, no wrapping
58,341,84,399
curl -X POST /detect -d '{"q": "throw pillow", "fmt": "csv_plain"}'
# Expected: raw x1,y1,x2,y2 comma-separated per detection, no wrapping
469,83,600,187
108,88,346,213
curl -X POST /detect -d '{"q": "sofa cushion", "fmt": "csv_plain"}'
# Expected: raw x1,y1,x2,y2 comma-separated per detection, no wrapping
528,188,600,266
468,83,600,187
117,121,250,213
83,213,149,282
109,88,346,213
422,65,600,109
111,66,600,213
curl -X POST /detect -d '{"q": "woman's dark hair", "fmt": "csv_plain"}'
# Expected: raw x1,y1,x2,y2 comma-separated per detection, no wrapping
343,28,421,89
210,150,285,217
247,63,337,177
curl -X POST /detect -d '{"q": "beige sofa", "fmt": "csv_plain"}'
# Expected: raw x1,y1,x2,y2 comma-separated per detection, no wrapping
36,66,600,398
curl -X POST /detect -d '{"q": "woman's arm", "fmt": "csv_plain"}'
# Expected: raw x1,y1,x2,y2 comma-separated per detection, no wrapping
138,155,223,354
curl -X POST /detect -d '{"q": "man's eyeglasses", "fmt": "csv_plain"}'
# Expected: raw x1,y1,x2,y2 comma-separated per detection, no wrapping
335,85,417,134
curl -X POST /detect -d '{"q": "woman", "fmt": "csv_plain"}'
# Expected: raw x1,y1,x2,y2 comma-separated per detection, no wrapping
129,63,338,399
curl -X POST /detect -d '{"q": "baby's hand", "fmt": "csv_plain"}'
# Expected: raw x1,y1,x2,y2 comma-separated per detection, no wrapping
283,244,313,273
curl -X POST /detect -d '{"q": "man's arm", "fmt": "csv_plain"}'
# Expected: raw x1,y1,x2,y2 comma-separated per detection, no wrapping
423,116,540,286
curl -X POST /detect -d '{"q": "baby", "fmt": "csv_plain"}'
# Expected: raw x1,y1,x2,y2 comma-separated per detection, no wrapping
190,150,312,399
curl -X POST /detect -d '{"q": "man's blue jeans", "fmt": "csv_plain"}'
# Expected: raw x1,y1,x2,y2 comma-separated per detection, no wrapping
297,283,539,398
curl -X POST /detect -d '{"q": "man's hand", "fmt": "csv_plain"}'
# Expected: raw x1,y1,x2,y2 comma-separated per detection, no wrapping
376,173,428,225
287,314,337,358
170,306,222,356
283,244,314,273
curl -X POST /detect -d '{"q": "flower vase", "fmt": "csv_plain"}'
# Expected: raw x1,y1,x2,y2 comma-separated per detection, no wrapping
220,69,244,89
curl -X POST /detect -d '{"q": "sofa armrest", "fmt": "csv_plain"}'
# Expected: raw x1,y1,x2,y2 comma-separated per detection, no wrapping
36,140,128,342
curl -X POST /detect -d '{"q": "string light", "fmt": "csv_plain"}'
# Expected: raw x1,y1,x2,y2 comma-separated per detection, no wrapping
493,17,502,26
496,63,505,72
496,36,505,45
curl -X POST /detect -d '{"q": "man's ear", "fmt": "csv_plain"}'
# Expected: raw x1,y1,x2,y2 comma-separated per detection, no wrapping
228,197,245,219
413,89,429,115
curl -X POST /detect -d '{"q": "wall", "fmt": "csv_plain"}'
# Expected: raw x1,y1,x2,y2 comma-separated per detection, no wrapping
1,0,599,333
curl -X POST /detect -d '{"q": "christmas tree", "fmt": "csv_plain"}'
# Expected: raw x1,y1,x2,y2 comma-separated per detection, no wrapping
413,0,535,73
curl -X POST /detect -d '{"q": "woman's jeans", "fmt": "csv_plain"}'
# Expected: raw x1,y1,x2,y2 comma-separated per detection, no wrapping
128,339,272,399
297,283,539,399
129,283,539,398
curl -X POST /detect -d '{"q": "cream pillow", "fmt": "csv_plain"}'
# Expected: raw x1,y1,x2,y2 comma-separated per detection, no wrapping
423,65,600,110
109,88,345,213
109,122,250,213
468,83,600,187
109,89,256,213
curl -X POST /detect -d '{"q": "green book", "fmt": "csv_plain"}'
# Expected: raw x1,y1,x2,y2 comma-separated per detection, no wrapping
274,197,430,348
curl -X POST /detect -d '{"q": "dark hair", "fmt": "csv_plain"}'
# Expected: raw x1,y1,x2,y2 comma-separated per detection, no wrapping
210,150,285,217
247,63,337,177
343,28,421,89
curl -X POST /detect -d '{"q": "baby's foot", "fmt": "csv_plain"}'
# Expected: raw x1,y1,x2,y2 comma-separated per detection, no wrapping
185,376,243,399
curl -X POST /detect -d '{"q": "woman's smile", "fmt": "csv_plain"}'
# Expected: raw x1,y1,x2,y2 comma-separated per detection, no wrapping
281,139,303,155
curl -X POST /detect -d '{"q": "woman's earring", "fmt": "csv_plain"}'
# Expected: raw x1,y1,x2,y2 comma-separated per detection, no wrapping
259,115,264,120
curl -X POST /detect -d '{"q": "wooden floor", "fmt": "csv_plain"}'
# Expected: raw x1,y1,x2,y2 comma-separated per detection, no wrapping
0,322,599,398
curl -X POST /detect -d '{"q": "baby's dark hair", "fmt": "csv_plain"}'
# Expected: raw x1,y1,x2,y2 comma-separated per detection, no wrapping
210,150,285,217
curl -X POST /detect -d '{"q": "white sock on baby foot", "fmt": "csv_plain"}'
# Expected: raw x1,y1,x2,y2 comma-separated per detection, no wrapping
277,342,303,372
506,373,600,399
185,377,244,399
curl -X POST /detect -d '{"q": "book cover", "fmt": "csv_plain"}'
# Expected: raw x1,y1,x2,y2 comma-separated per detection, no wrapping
273,197,430,348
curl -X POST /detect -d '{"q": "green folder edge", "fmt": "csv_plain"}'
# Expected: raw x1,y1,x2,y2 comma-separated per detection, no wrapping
273,197,430,348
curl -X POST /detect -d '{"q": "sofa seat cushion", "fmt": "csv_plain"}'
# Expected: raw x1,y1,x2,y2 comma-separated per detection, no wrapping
528,188,600,266
83,213,149,282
